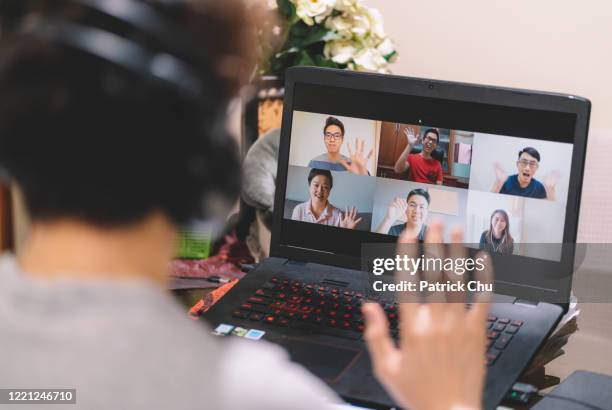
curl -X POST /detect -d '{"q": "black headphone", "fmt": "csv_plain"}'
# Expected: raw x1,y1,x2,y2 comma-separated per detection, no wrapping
0,0,241,223
4,0,216,98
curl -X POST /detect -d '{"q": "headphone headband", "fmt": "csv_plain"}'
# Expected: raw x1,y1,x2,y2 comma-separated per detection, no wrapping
10,0,215,98
18,17,203,96
66,0,211,67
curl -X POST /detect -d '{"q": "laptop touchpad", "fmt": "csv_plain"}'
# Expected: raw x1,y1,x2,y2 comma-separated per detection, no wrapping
280,338,361,383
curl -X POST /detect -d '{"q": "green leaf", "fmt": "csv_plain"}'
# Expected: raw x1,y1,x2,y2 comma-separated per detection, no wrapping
384,51,398,62
275,47,300,59
295,50,316,66
299,25,332,47
277,0,294,18
289,22,309,38
313,55,339,68
321,31,342,42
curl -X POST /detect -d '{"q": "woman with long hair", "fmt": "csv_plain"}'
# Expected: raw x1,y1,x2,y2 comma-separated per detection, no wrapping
479,209,514,254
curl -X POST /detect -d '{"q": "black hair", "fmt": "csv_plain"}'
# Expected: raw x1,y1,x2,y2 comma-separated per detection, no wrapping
0,0,260,226
308,168,333,189
422,128,439,143
407,188,430,204
518,147,541,162
323,116,345,136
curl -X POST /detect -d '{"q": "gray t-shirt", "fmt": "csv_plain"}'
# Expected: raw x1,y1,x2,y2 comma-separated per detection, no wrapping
0,255,340,410
307,153,350,171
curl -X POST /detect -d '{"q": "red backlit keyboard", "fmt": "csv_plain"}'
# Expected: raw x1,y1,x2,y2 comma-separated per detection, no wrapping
232,277,521,366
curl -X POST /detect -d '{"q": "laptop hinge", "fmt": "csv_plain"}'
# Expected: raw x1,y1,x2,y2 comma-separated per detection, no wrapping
514,299,539,308
321,279,350,288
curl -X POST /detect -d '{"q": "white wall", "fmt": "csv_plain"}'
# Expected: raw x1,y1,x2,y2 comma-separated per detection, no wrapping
289,111,378,175
367,0,612,242
368,0,611,131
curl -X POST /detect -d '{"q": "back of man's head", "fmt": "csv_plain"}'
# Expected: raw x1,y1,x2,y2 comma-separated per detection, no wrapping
0,0,259,226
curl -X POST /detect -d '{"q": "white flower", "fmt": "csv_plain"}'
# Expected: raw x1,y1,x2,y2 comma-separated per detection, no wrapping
350,10,371,39
353,47,388,72
334,0,361,13
376,37,394,57
325,15,353,39
324,39,358,64
366,8,386,39
293,0,336,26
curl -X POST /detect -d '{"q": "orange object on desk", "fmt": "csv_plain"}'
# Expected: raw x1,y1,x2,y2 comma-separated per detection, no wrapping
188,279,239,319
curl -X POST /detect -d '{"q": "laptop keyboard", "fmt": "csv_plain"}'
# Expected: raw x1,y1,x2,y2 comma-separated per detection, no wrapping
232,277,522,366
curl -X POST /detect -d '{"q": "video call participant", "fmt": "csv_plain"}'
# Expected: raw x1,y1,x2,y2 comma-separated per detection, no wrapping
479,209,514,254
308,116,372,175
375,188,430,239
291,169,362,229
393,127,443,185
492,147,560,200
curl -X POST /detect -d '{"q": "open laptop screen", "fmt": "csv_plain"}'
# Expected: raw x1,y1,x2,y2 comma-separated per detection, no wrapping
273,72,589,303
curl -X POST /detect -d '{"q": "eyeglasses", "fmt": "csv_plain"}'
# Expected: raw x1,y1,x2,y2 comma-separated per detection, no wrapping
518,159,539,168
408,202,428,211
423,136,438,144
324,132,343,141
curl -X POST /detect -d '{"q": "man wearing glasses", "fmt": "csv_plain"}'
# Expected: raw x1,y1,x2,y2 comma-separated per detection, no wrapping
375,188,430,239
308,116,372,175
393,128,443,185
492,147,559,200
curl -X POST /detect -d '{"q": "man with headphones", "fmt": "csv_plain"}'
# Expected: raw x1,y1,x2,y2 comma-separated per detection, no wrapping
0,1,489,409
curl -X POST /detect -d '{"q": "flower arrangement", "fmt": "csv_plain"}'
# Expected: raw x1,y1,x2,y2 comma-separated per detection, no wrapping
260,0,397,76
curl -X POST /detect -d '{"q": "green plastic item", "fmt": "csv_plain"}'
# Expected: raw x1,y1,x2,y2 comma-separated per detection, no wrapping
176,226,212,259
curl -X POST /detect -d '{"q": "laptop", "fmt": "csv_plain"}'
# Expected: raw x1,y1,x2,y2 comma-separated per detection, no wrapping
203,67,590,409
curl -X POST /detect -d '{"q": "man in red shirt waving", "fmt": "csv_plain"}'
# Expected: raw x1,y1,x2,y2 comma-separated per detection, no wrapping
393,127,443,185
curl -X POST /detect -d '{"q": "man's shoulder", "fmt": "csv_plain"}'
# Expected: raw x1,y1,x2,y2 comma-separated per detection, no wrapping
308,156,339,171
311,153,329,162
501,174,519,189
530,178,547,197
531,178,545,189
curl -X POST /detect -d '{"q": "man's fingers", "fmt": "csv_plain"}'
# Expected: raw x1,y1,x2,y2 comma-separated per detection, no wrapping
354,217,363,226
422,220,446,306
363,303,398,367
339,159,350,170
396,227,419,307
445,226,467,306
469,251,494,325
